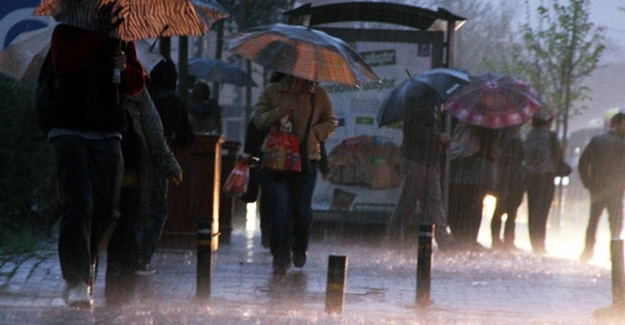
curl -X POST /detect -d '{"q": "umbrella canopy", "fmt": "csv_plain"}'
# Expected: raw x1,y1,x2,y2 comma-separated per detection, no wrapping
0,25,164,82
33,0,207,41
226,23,380,87
444,73,543,129
192,0,230,26
377,68,470,127
188,57,256,87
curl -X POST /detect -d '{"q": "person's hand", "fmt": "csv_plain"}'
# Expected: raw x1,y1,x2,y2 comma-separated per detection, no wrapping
440,133,451,147
112,48,126,70
96,1,124,32
280,105,295,117
169,172,183,186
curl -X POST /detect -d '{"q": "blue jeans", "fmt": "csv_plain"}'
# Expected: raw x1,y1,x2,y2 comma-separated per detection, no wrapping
263,161,318,268
52,135,123,286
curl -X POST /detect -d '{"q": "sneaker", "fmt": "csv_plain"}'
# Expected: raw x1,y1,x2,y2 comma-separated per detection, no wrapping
134,263,156,275
63,282,93,308
292,250,307,268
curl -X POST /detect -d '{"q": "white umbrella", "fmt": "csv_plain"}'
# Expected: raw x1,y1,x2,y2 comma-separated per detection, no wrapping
0,25,164,82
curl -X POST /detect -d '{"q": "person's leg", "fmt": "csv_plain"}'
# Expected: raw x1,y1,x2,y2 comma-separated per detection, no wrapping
503,186,524,248
135,178,169,270
420,164,455,248
259,169,274,248
581,193,605,261
447,183,464,242
54,136,93,288
386,162,419,242
291,162,318,267
268,171,293,274
606,191,624,244
465,185,487,245
490,202,505,248
530,174,554,253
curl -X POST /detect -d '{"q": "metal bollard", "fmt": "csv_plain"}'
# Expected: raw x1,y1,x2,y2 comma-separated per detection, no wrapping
416,224,434,306
611,239,625,307
326,255,348,314
196,219,212,298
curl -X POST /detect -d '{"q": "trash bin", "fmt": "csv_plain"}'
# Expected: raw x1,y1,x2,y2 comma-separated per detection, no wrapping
219,140,241,244
161,134,225,251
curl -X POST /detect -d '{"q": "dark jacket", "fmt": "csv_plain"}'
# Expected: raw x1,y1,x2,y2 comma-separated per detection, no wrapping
400,106,443,165
48,24,144,132
578,130,625,193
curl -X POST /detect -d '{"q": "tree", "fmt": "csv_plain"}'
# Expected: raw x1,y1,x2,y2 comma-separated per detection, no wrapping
503,0,605,145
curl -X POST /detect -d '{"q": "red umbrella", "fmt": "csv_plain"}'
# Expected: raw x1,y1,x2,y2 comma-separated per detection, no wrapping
444,73,543,129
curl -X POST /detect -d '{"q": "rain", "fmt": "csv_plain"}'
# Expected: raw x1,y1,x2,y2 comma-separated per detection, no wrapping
0,0,624,324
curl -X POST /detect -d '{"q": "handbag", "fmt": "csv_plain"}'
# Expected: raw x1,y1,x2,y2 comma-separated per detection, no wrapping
222,158,250,197
260,115,302,172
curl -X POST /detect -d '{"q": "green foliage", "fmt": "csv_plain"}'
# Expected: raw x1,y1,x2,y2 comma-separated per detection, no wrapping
0,73,55,248
498,0,605,141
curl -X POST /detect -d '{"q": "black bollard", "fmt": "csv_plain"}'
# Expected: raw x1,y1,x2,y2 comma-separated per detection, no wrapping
416,224,434,306
325,255,348,314
196,219,212,298
611,239,625,307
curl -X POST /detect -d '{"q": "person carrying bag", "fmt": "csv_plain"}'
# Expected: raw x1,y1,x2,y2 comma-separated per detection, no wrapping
252,74,336,275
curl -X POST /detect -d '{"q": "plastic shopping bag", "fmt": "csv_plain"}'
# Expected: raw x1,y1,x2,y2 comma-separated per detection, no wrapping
222,158,250,197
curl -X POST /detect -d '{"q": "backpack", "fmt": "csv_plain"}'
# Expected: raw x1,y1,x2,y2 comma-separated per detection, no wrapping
34,49,64,134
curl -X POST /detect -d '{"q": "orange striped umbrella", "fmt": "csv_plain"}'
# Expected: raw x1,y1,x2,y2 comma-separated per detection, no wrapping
226,23,380,87
33,0,209,41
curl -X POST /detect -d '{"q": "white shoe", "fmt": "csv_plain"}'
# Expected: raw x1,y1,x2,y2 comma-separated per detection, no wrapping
63,282,93,307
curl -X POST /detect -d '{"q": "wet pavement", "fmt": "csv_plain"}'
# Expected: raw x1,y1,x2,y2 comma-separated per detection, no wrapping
0,212,623,325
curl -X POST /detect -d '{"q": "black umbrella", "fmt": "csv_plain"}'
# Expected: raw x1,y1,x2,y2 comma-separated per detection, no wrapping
377,68,470,126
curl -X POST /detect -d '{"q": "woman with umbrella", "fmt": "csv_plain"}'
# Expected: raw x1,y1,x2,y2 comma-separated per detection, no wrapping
252,74,337,275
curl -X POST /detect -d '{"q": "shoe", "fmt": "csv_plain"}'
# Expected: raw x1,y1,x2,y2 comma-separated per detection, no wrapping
63,282,93,308
579,249,593,262
292,250,307,268
134,263,156,275
272,265,289,276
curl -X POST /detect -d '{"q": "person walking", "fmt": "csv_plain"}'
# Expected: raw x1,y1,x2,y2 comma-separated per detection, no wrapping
45,23,145,307
252,74,337,275
385,102,456,250
447,120,500,251
523,113,560,254
132,58,193,275
578,112,625,262
490,125,525,250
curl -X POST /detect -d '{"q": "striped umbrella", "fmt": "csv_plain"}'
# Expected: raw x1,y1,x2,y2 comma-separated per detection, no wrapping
0,25,164,82
33,0,208,41
444,73,543,129
226,23,380,87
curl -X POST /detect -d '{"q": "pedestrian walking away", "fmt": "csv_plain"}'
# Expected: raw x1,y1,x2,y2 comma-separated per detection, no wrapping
385,102,456,250
578,112,625,262
490,125,525,250
41,23,145,308
523,112,559,254
447,120,500,251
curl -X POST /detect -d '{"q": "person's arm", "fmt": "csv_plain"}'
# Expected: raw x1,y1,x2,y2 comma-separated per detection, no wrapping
577,138,595,189
311,88,337,142
252,85,290,130
135,90,182,182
